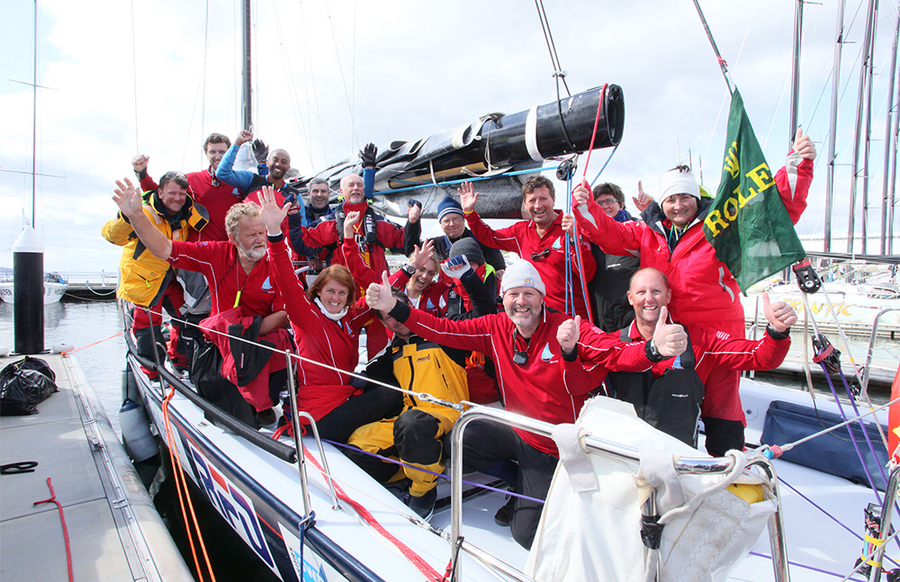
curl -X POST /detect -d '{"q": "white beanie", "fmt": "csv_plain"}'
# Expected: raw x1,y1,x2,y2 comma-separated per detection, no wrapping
500,260,546,296
658,168,701,205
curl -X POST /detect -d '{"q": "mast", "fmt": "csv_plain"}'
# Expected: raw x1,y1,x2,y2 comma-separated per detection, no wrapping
241,0,252,130
789,0,804,145
849,0,878,254
862,2,877,255
31,0,37,225
825,0,847,253
882,3,900,254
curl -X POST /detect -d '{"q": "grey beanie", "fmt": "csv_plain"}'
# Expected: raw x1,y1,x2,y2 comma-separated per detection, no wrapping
448,237,485,266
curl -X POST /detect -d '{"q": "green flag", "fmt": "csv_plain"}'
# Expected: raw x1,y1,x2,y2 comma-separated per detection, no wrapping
702,88,806,292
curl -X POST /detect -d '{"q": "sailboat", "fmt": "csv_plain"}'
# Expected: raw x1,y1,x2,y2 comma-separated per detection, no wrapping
111,1,900,581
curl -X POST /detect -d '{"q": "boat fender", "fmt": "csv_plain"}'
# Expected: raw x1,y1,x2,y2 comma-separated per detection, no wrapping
119,398,158,463
0,346,9,357
51,343,73,354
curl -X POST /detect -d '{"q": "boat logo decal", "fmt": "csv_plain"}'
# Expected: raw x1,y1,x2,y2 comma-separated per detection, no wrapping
188,442,276,570
540,342,553,362
280,524,330,582
261,276,273,290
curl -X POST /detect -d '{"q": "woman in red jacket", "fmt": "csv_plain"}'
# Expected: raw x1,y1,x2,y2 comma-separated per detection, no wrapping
261,188,401,442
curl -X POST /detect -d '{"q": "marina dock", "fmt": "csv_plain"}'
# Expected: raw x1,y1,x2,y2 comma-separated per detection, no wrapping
63,272,118,300
0,353,192,581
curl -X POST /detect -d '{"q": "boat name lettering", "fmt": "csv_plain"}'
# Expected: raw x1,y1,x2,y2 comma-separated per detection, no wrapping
705,142,775,236
188,443,276,569
785,299,853,317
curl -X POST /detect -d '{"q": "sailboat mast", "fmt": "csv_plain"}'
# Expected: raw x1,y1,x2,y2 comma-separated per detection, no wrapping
849,0,878,254
241,0,252,130
825,0,847,253
862,4,877,256
882,4,900,255
789,0,804,145
31,0,37,225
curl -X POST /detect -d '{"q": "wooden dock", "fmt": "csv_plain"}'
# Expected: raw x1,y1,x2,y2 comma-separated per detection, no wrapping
0,353,192,581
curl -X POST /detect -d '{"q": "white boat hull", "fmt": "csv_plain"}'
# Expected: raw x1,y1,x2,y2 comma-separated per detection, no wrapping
0,281,67,305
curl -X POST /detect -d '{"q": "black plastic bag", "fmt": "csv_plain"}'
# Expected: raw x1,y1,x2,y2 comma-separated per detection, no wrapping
190,339,258,428
0,356,58,416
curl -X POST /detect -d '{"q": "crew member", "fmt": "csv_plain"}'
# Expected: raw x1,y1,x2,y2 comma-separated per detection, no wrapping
572,129,815,455
460,177,595,320
365,260,687,548
111,178,291,426
102,171,207,377
597,268,796,447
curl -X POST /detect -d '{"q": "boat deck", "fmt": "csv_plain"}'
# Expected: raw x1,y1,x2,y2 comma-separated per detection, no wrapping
0,353,192,582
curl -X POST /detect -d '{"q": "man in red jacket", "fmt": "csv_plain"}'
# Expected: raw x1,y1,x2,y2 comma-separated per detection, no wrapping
366,259,688,549
572,129,815,455
132,133,240,242
460,176,595,321
594,268,797,450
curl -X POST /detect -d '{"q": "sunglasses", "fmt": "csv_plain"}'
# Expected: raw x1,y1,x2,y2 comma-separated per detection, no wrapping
512,329,529,367
530,248,551,262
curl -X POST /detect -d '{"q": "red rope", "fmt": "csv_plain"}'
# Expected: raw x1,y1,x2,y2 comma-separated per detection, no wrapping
33,477,74,582
581,83,608,179
303,449,443,580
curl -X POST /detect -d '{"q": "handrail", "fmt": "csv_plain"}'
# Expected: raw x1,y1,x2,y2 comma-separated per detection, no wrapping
123,331,297,464
449,406,790,581
861,307,900,397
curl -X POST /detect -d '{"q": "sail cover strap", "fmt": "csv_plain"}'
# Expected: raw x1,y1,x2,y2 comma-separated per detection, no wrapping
525,105,544,161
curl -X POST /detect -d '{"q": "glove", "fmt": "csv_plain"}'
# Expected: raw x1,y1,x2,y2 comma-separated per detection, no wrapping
441,255,472,279
252,139,269,164
359,143,377,168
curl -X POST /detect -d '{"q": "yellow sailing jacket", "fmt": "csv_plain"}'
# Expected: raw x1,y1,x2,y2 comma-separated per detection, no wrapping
101,192,207,307
392,339,469,423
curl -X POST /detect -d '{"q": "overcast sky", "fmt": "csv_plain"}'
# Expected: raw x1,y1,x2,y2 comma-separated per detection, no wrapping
1,0,898,273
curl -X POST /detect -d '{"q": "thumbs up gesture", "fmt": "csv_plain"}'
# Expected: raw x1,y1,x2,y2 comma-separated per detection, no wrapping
763,292,797,333
653,306,688,358
366,271,397,312
557,315,582,354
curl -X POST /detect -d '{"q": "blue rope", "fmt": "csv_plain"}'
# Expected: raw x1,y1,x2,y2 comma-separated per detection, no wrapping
589,142,620,187
320,438,545,505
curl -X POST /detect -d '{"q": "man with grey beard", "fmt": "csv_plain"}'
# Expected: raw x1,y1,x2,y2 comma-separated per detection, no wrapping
112,178,291,424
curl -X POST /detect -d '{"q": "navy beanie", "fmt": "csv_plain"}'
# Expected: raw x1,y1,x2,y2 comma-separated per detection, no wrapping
448,237,485,266
437,195,464,221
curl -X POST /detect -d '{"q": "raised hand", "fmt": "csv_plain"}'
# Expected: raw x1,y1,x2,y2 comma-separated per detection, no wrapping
633,181,652,212
132,155,149,174
366,272,397,312
653,306,688,358
343,210,361,239
112,177,144,218
458,182,478,213
763,292,797,333
572,183,591,207
235,128,253,147
792,127,816,161
410,238,434,270
258,186,291,233
359,143,377,168
407,201,422,224
557,315,582,354
441,255,471,279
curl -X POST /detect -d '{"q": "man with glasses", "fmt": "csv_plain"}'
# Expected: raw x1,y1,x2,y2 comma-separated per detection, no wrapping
365,259,687,548
588,183,640,332
459,176,595,320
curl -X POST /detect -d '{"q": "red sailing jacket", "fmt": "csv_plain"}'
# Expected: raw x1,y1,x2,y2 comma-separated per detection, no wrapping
268,237,374,422
465,211,596,321
395,305,653,455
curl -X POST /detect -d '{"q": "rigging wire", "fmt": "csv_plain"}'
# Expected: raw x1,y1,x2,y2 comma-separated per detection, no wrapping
130,0,140,152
